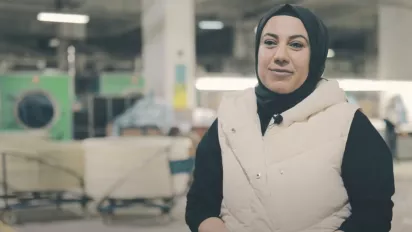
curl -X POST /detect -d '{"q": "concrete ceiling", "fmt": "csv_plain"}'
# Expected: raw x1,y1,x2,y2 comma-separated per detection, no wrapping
0,0,409,58
0,0,409,37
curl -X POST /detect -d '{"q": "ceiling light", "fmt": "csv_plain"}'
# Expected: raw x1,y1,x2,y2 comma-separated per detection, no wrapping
37,12,90,24
327,49,335,58
198,21,224,30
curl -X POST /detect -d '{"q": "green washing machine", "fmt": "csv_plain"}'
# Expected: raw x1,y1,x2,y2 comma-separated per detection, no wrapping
99,72,145,96
0,72,73,140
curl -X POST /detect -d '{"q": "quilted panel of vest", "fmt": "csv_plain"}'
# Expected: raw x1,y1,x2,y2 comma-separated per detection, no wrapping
264,149,349,232
221,122,266,179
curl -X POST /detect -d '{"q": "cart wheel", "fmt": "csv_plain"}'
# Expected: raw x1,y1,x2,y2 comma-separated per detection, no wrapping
101,212,114,225
82,208,92,220
1,210,18,225
157,212,173,224
161,207,171,215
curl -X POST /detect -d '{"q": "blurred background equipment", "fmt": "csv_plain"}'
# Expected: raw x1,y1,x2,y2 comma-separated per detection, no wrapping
0,134,91,225
0,73,73,140
98,72,144,96
74,94,143,139
83,136,193,224
110,92,176,136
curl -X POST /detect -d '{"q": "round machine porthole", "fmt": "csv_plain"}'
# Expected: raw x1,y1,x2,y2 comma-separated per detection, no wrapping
15,91,57,129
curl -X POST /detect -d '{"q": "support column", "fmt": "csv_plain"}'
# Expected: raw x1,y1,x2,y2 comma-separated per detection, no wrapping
224,20,256,74
233,22,248,60
57,23,86,102
57,23,86,73
364,24,377,78
377,5,412,118
232,21,255,61
378,5,412,81
141,0,196,109
57,39,68,71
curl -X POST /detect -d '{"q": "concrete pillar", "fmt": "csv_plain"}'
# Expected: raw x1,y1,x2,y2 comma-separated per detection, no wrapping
233,23,247,60
57,39,69,71
377,5,412,118
57,23,86,72
141,0,196,109
378,5,412,81
232,20,255,61
364,22,377,78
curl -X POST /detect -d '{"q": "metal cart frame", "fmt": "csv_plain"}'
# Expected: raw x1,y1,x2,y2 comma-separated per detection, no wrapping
0,152,92,225
94,145,195,224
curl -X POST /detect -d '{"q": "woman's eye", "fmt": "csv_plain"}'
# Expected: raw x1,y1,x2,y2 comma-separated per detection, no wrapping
290,42,304,49
264,40,277,46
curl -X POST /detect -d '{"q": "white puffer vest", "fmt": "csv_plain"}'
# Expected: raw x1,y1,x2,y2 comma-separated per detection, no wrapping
217,80,358,232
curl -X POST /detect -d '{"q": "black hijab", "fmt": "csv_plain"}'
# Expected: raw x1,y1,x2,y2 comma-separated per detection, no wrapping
254,4,329,133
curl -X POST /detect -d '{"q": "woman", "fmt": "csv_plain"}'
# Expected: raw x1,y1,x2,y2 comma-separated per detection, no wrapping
186,4,395,232
384,95,408,160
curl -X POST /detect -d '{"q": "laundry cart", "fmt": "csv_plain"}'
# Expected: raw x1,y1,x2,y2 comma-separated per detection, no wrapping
0,136,91,225
83,136,194,223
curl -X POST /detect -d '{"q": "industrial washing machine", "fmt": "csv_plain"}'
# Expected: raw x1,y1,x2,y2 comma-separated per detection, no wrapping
99,72,144,96
0,72,73,140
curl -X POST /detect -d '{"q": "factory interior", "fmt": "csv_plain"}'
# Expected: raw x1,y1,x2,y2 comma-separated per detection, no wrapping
0,0,412,231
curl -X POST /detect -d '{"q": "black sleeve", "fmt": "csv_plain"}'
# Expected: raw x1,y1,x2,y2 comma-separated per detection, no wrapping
339,110,395,232
185,119,223,232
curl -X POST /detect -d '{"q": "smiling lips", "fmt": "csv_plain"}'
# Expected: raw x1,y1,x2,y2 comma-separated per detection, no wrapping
269,68,294,77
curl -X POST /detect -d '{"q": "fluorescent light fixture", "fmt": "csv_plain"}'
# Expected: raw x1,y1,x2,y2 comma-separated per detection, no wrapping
195,76,412,92
327,49,335,58
337,79,412,92
37,12,90,24
198,20,224,30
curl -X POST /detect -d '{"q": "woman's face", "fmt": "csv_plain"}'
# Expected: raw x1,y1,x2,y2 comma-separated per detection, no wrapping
257,15,310,94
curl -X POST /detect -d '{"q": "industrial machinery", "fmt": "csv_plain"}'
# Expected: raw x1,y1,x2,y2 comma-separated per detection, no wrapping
99,72,144,96
0,72,73,140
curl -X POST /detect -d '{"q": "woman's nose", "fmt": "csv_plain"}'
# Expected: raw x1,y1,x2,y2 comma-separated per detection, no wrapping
273,45,289,66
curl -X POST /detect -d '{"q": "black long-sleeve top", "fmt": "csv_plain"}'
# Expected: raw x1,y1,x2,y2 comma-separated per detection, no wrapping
185,109,395,232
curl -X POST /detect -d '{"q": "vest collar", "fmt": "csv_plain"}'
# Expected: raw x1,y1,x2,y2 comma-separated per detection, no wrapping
242,79,347,127
280,79,346,126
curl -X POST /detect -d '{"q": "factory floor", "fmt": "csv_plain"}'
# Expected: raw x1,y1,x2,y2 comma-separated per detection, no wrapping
2,198,190,232
2,161,412,232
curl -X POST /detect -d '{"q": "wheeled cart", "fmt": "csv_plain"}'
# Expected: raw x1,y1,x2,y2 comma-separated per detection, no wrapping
0,140,92,225
82,136,194,224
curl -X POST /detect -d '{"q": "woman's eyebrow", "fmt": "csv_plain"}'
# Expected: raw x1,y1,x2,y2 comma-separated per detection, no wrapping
262,33,309,43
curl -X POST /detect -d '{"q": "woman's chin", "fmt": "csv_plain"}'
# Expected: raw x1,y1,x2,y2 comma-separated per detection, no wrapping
267,81,294,94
